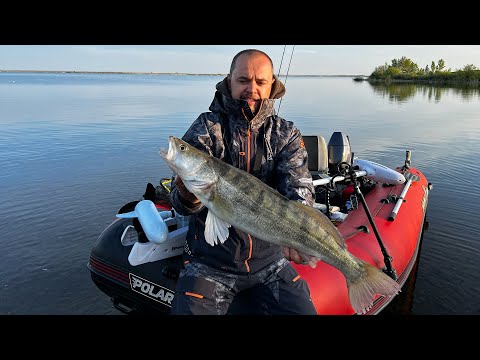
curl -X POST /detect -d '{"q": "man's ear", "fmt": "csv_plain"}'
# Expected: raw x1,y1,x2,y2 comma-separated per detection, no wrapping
227,75,231,90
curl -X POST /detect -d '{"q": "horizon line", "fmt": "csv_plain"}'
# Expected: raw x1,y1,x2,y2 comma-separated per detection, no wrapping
0,69,368,77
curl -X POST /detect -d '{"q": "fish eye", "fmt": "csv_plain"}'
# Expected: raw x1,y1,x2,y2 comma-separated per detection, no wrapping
179,144,186,151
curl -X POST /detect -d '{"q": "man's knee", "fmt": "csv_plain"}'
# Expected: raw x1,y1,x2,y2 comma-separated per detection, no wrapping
170,264,232,315
271,263,317,315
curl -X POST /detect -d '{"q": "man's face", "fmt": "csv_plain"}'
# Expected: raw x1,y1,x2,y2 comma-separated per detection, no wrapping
228,53,275,114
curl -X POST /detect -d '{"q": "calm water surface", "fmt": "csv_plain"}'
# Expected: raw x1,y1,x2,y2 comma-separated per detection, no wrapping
1,72,479,315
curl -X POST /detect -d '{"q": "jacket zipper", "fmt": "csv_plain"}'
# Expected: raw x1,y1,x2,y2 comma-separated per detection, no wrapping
241,108,253,272
246,127,251,173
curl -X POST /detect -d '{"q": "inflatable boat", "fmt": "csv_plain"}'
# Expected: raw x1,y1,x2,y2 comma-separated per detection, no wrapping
87,132,431,315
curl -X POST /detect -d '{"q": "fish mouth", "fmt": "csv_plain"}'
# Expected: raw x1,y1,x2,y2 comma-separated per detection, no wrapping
159,147,169,159
159,136,205,179
159,136,179,173
159,136,175,161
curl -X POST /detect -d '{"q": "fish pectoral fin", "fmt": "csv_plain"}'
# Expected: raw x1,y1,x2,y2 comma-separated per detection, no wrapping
204,211,231,246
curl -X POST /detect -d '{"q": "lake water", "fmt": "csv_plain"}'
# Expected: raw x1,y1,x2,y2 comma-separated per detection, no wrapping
1,72,479,315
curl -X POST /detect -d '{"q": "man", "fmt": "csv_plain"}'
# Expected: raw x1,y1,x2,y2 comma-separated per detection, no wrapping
169,49,319,315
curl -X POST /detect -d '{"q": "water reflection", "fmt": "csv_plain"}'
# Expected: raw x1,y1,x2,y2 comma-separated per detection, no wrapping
367,81,480,103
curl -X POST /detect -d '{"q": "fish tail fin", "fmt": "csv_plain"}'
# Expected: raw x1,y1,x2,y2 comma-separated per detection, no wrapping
347,260,401,315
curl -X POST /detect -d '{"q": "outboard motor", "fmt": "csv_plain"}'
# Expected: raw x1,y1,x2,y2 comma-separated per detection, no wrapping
328,132,352,175
303,135,329,179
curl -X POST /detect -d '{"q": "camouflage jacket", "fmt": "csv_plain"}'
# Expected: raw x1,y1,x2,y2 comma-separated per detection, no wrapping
170,75,315,274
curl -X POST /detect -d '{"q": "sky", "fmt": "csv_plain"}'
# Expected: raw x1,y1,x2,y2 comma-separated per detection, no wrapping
1,45,480,76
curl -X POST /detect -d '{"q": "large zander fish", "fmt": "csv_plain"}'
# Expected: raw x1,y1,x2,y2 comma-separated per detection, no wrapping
159,136,401,314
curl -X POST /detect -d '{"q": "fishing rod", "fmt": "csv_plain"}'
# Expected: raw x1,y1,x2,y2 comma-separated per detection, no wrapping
338,163,398,281
275,46,398,280
276,45,295,115
277,45,287,79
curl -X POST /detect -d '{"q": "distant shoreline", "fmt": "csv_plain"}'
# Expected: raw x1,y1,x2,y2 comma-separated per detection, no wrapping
0,69,365,77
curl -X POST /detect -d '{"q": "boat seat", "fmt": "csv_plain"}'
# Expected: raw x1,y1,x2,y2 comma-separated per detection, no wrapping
303,135,329,179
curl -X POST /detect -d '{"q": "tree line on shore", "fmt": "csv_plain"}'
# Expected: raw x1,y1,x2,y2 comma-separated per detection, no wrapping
368,56,480,84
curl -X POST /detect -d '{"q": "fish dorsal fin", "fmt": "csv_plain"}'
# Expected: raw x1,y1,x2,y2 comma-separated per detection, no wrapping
204,210,231,246
291,201,347,250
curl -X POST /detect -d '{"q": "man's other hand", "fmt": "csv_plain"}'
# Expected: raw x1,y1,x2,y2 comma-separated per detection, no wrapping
282,247,318,268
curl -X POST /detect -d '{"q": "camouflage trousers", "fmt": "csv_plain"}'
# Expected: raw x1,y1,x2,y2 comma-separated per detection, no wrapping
170,257,317,315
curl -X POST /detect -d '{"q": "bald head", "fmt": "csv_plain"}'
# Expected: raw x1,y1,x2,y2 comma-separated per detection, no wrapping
229,49,274,75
